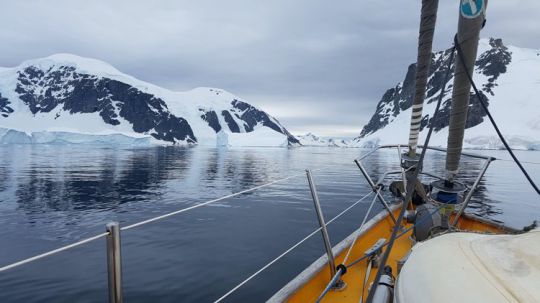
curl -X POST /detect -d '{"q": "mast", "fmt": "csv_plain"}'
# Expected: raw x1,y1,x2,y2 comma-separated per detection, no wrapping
407,0,439,157
445,0,487,183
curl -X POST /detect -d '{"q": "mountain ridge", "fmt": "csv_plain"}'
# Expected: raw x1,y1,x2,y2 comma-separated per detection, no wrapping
353,38,540,150
0,53,299,146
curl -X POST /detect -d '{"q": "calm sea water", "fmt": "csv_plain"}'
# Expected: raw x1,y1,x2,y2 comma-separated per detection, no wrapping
0,145,539,302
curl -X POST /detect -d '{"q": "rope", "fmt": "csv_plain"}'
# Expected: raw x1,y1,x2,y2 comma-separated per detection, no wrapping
213,191,374,303
454,35,540,195
0,232,109,273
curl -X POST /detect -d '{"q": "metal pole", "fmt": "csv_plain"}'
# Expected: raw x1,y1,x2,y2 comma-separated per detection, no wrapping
365,39,456,303
106,222,123,303
397,145,408,189
445,0,488,179
451,158,493,226
354,159,397,224
408,0,439,156
306,169,337,278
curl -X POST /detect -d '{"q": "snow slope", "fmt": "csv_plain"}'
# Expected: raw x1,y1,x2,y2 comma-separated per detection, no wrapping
0,54,298,146
354,38,540,150
296,133,353,147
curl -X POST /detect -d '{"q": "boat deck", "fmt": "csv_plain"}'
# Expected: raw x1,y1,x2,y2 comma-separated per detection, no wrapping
284,207,512,303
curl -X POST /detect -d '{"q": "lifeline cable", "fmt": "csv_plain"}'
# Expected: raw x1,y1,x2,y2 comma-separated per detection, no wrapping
454,35,540,195
0,171,312,272
213,191,374,303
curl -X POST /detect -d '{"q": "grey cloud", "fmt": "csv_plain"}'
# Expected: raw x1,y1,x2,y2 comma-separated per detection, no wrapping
1,0,538,137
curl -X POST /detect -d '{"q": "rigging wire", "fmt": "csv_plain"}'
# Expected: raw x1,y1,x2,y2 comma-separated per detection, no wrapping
365,43,457,303
345,201,447,268
314,189,381,303
342,188,380,264
316,197,449,303
454,35,540,195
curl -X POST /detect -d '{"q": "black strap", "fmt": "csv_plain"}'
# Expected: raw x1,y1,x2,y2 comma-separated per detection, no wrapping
336,264,347,275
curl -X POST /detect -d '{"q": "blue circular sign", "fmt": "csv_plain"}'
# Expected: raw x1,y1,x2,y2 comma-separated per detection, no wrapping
461,0,484,19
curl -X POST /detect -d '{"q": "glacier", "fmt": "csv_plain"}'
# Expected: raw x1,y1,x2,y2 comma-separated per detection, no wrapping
295,133,353,147
0,128,152,145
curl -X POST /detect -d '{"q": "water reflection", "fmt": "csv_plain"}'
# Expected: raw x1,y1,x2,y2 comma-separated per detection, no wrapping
2,146,293,215
0,145,538,303
1,146,533,225
11,146,194,213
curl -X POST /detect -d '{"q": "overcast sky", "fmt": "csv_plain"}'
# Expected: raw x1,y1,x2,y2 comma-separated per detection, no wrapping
1,1,539,137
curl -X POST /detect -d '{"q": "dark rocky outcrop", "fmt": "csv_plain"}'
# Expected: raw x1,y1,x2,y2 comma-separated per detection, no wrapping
196,99,299,144
15,66,196,143
200,110,222,133
228,99,299,144
476,38,512,95
0,93,13,118
221,110,240,133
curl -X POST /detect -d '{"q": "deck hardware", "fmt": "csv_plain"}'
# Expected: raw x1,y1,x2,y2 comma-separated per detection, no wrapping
364,238,386,257
306,169,346,291
451,157,493,226
354,159,397,224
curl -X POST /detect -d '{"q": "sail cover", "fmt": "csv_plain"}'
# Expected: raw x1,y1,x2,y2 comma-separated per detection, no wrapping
395,229,540,303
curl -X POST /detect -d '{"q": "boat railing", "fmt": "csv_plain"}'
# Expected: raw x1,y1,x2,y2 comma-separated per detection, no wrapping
314,144,496,303
0,144,495,303
0,165,382,303
363,145,496,223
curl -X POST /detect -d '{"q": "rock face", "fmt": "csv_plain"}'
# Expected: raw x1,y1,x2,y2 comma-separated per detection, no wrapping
0,93,12,117
15,65,196,143
354,38,540,150
0,54,298,146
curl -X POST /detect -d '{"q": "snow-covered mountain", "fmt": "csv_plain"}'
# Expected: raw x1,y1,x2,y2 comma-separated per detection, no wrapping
354,38,540,150
0,54,299,146
296,133,352,147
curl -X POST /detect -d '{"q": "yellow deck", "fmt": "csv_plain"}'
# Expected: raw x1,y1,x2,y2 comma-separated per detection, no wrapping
285,207,510,303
